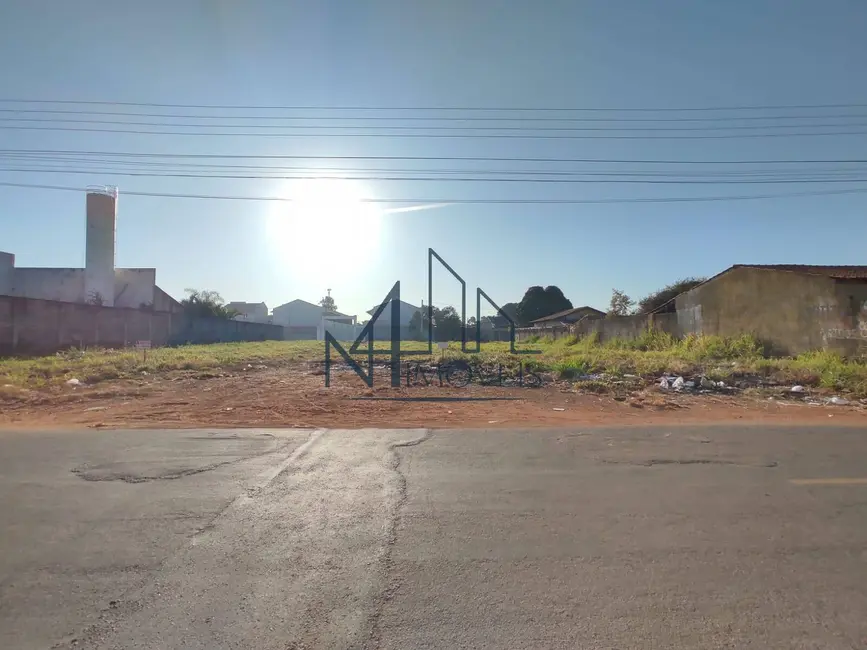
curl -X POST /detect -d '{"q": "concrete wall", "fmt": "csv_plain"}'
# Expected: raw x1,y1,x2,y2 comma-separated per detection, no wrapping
823,280,867,356
517,314,675,344
675,267,851,355
0,252,14,295
0,296,171,355
318,319,364,342
516,325,572,341
153,286,183,313
0,296,287,356
114,269,156,308
4,267,157,308
576,314,650,342
10,268,86,303
513,270,867,356
169,316,284,346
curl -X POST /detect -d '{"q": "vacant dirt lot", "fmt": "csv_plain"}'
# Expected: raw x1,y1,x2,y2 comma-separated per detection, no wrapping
2,363,865,430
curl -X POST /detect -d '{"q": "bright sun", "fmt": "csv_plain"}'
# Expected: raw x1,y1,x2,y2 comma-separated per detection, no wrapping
267,178,381,277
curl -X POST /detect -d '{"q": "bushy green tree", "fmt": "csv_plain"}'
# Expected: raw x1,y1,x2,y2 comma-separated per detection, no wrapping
607,288,634,317
515,286,573,325
637,277,706,314
181,289,238,320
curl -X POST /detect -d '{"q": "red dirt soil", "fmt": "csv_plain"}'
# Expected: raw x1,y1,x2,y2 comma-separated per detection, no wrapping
1,366,865,430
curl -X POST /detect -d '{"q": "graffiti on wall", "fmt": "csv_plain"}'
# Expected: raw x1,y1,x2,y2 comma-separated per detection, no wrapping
822,299,867,341
824,326,867,341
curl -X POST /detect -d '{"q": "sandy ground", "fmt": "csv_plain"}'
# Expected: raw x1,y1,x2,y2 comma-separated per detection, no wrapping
2,364,865,429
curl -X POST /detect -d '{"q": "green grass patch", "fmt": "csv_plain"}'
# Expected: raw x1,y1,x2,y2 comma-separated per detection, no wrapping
2,334,867,396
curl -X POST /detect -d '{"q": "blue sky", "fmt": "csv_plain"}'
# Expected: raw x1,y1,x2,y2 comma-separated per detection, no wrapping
1,0,867,319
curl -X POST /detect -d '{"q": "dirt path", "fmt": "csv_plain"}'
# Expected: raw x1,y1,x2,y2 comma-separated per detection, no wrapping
2,365,865,430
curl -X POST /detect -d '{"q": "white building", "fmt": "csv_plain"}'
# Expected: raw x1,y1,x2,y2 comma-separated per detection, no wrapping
0,187,179,311
227,301,270,323
272,299,355,327
271,298,356,339
366,299,420,327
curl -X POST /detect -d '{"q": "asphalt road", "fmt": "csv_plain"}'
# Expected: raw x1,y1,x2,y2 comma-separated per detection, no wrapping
1,426,866,649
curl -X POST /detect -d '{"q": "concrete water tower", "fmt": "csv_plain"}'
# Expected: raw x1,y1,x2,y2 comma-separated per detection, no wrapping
84,186,117,306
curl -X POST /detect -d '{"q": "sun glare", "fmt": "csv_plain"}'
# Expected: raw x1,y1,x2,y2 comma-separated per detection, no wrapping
267,178,381,279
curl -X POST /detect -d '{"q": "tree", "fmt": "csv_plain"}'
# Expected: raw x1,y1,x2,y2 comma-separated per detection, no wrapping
408,306,464,341
319,289,337,313
181,289,238,320
435,306,463,341
515,285,573,325
499,302,519,322
607,289,634,317
637,277,706,314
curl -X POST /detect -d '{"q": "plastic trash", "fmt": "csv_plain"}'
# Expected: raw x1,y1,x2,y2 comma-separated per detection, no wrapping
553,407,566,411
699,377,715,389
683,380,696,389
827,396,850,406
790,385,806,393
659,377,670,389
65,378,80,386
672,376,685,390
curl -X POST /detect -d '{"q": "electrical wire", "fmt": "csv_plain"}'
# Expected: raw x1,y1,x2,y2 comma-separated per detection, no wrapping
3,166,867,185
3,98,867,112
5,107,867,123
5,124,867,139
7,117,867,133
3,149,865,165
2,180,866,204
5,155,866,179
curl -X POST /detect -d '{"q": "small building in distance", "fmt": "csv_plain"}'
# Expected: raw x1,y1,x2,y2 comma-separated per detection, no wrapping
272,299,356,339
531,306,605,328
365,299,420,340
663,264,867,355
0,187,181,312
227,302,270,323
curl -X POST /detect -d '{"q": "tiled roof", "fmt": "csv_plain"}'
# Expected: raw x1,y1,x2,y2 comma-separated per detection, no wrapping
732,264,867,280
531,306,605,323
650,264,867,313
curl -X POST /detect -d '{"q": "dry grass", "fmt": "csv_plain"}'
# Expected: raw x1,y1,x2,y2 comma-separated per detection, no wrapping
2,333,867,395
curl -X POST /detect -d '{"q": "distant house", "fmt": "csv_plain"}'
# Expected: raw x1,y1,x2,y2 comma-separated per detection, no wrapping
226,301,270,323
272,299,356,339
531,306,605,328
366,299,420,326
365,299,420,340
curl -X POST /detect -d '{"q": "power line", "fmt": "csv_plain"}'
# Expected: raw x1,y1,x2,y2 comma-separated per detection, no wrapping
5,107,867,123
3,98,867,112
5,124,867,139
4,149,866,166
2,180,866,204
6,155,865,177
7,116,867,133
3,166,867,185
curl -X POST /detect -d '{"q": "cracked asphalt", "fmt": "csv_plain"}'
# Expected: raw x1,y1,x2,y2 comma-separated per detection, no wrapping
1,426,866,649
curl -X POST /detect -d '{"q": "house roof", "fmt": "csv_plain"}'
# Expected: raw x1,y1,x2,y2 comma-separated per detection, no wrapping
730,264,867,280
651,264,867,313
226,301,267,310
366,299,420,316
530,306,605,323
274,299,349,317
